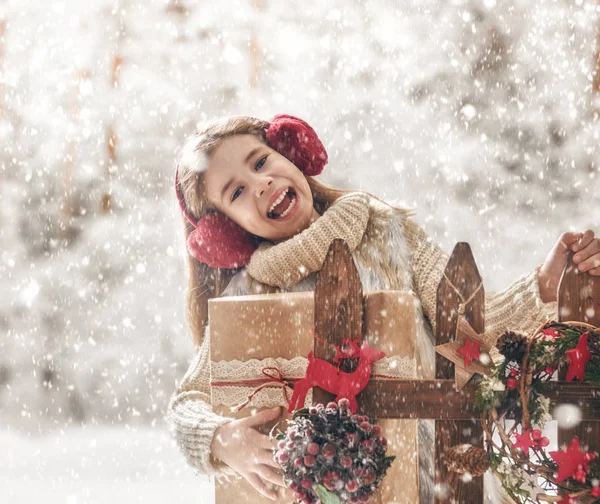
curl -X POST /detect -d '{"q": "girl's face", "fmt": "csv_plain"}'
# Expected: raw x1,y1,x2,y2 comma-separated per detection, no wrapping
203,134,320,242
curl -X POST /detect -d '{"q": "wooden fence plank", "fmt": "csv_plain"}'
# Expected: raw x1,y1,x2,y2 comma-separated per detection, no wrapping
357,380,600,421
312,239,364,406
435,243,485,504
557,250,600,453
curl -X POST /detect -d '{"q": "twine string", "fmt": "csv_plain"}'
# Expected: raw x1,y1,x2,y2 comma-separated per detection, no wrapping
442,272,484,316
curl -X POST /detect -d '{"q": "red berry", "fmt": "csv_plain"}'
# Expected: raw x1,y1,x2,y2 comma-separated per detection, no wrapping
294,457,303,467
506,377,518,389
309,407,318,415
301,478,313,490
324,470,340,481
289,482,298,491
346,480,359,493
358,494,371,503
338,398,351,410
303,455,316,467
326,401,338,409
371,425,382,436
361,439,374,453
277,440,286,450
286,441,295,449
324,479,336,491
360,421,371,432
346,432,359,444
277,451,289,463
340,455,353,468
545,366,555,375
379,436,388,446
322,443,336,459
363,470,376,485
315,404,324,411
539,437,550,447
294,490,306,500
509,368,519,377
307,442,320,455
531,430,542,441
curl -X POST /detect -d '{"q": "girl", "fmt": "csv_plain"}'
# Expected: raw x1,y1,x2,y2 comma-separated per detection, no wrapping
166,114,600,503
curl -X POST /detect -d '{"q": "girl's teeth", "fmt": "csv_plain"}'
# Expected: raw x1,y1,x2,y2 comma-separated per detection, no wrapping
269,188,289,213
279,195,295,218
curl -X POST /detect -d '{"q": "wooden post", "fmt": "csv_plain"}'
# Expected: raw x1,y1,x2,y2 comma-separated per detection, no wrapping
434,243,485,504
557,250,600,459
313,239,364,406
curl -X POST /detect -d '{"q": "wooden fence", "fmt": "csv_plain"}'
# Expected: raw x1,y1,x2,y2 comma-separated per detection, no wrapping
312,239,600,503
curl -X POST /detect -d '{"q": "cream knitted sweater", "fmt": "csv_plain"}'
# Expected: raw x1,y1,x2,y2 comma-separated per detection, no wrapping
165,192,558,483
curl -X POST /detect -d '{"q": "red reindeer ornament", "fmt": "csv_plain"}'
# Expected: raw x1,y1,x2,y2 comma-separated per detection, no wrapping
288,340,386,414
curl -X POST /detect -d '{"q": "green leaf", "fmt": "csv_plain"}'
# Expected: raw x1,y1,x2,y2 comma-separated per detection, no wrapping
315,484,341,504
276,433,285,441
292,407,310,419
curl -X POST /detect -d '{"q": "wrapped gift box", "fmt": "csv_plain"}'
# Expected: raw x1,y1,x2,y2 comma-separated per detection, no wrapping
209,290,419,503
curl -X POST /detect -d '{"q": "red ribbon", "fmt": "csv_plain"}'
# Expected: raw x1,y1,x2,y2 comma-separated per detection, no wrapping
211,366,296,413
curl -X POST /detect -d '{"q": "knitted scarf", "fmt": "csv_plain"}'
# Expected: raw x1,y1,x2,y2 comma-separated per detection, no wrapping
246,192,372,288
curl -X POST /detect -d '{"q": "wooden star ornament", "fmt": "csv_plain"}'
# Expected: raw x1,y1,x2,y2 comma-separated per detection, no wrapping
435,314,501,390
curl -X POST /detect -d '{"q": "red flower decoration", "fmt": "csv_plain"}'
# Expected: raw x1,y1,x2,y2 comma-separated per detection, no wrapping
565,332,591,382
512,428,536,456
457,337,481,368
540,328,560,341
549,436,596,483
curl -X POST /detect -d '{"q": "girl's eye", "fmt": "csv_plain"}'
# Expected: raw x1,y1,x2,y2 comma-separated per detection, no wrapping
255,155,267,170
231,187,243,202
231,156,267,202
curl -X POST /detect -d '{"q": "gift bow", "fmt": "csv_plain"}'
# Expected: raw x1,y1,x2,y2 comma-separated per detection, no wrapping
229,366,295,413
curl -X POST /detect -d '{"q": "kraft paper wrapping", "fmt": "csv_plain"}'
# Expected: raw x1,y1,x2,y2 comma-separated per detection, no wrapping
208,290,419,504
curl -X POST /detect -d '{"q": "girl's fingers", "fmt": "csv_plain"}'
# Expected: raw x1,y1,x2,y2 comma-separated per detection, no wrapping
257,445,281,470
574,239,600,269
572,229,595,251
256,463,286,488
579,252,600,274
244,471,278,501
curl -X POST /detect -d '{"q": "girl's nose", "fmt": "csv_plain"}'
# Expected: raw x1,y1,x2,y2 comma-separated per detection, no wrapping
257,178,273,198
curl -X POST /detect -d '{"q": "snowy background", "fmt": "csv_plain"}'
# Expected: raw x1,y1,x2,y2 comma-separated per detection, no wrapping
1,0,599,502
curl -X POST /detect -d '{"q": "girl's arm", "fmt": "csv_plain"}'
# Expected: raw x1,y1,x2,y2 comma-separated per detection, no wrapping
404,217,558,338
165,327,237,478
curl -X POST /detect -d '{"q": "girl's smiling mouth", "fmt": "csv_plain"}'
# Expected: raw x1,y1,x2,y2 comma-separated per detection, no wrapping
267,187,298,220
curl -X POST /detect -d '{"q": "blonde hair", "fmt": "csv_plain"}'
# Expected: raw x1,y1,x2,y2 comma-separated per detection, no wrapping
176,115,351,348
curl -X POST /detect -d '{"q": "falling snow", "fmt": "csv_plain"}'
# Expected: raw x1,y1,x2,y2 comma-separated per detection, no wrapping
1,0,599,502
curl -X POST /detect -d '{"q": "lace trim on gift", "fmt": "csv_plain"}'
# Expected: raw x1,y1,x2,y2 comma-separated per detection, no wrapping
210,355,415,409
372,356,416,379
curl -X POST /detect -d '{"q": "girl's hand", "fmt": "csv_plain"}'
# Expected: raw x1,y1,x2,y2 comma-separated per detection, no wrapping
211,406,285,501
537,230,600,303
